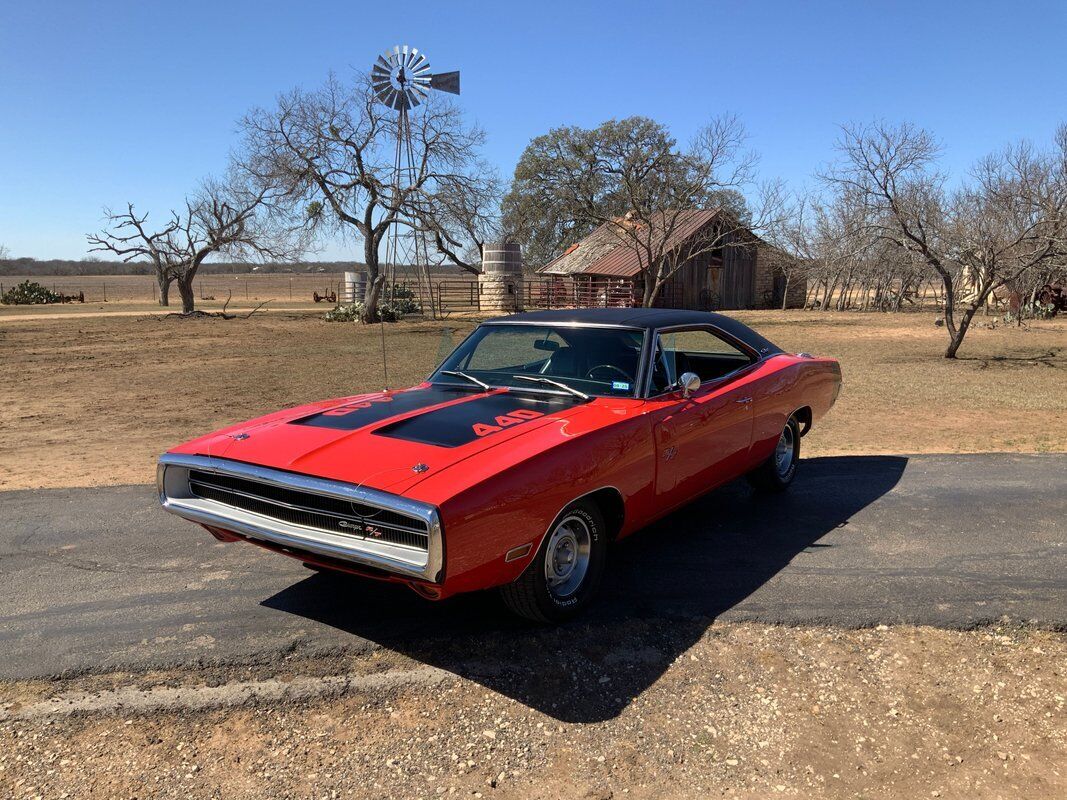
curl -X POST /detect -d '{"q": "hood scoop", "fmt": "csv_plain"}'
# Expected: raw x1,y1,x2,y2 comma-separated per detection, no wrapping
373,392,580,448
291,386,474,431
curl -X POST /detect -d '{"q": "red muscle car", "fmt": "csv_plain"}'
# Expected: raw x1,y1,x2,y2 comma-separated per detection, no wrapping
158,309,841,622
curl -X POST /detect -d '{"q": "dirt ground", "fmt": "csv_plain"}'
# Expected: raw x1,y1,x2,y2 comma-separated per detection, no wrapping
2,623,1064,799
1,305,1064,490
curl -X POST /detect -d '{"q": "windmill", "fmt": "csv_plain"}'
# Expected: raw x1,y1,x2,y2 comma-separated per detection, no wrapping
371,46,460,320
371,45,459,112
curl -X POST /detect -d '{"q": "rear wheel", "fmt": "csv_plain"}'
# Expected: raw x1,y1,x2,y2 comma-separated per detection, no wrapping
500,499,607,623
747,416,800,492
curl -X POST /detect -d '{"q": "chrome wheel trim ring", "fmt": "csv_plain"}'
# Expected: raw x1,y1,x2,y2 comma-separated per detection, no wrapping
775,424,795,477
544,514,592,599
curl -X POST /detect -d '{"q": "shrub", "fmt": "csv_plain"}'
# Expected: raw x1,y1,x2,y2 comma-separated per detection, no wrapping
1003,302,1057,325
324,299,415,323
1,280,61,305
384,284,421,314
388,296,420,315
324,302,364,322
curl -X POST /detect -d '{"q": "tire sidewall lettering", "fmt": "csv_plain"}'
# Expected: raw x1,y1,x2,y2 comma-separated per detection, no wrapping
545,506,601,609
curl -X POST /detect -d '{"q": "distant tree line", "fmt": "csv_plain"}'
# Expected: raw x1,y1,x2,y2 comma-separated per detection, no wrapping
0,258,366,278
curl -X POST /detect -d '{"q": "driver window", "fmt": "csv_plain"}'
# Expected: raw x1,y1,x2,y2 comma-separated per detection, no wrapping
649,328,755,394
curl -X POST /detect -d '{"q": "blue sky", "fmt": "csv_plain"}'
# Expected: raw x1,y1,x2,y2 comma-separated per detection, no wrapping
1,0,1064,260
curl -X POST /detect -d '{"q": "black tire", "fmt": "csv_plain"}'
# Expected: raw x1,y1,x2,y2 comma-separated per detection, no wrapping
500,499,608,624
747,416,801,492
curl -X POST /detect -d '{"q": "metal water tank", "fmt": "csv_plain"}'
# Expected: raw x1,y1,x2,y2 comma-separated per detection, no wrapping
481,242,523,275
341,270,368,304
478,242,524,312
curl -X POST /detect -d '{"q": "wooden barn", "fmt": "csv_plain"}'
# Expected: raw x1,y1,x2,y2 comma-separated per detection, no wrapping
536,209,805,310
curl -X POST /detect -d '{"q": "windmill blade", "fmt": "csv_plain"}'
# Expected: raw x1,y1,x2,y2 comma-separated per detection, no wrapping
408,51,429,73
430,71,460,95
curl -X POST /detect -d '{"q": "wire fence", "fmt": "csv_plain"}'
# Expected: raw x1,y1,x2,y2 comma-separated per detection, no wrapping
0,274,350,305
436,278,683,312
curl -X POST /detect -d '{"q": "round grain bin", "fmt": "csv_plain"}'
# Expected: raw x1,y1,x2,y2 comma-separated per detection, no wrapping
479,242,524,313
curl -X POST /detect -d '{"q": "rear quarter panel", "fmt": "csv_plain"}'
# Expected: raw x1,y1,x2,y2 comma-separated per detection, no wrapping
751,355,842,463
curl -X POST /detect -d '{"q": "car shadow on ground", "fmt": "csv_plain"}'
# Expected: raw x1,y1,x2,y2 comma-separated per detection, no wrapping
262,455,907,723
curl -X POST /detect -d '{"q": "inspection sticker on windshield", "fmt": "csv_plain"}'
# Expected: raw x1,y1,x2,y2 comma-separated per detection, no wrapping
612,381,631,391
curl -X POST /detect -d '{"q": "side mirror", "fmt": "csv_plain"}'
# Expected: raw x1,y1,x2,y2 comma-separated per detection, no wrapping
679,372,701,398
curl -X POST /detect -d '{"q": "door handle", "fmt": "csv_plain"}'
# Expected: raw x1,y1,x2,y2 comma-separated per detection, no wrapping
735,397,753,404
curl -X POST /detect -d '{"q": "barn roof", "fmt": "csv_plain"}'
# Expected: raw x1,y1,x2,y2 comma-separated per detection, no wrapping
536,224,625,276
537,209,723,279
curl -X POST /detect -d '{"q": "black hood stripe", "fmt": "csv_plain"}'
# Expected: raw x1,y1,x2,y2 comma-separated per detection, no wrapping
373,392,582,448
292,386,479,431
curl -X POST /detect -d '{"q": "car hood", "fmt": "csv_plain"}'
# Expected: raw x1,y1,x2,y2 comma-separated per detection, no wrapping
168,384,593,495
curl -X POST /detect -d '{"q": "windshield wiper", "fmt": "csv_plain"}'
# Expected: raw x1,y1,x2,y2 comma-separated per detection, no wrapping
439,370,491,391
512,375,590,401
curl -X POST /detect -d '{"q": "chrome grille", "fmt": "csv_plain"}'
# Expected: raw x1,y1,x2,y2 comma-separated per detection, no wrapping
188,469,429,551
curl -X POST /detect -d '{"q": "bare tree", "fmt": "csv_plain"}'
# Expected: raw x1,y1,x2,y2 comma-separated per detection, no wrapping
503,115,784,306
87,176,303,314
769,196,816,309
783,189,881,311
418,166,503,273
826,121,1067,357
238,73,489,321
0,244,9,261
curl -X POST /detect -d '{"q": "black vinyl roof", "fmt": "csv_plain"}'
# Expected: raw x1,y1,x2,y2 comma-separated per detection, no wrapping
485,308,783,355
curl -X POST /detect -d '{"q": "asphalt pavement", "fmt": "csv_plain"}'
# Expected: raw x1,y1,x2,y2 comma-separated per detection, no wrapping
2,453,1064,691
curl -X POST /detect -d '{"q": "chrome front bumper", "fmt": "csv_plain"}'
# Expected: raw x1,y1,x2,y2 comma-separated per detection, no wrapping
157,453,443,582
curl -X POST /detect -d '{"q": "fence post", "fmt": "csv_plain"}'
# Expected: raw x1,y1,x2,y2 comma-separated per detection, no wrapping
289,278,292,300
102,281,107,302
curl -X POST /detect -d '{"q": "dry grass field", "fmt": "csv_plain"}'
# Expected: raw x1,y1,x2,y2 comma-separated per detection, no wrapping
1,304,1064,490
0,272,348,305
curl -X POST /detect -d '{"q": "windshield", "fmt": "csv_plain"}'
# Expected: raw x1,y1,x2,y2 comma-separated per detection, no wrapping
431,324,645,398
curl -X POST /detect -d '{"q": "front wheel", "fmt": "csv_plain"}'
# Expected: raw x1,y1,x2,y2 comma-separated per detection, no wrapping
500,500,607,623
747,416,800,492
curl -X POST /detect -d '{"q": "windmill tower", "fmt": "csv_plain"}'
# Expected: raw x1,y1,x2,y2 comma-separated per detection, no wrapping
371,46,460,319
